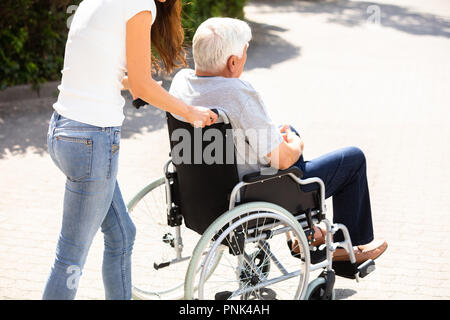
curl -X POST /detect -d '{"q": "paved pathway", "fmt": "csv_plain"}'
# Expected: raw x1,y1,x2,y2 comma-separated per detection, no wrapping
1,0,449,299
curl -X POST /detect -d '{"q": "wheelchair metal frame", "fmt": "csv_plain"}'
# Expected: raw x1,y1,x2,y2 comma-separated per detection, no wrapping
130,109,378,300
156,108,363,300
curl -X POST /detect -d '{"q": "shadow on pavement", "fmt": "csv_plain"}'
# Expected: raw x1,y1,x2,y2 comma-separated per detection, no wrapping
0,98,54,159
253,0,450,38
335,288,358,299
0,97,168,160
245,20,302,70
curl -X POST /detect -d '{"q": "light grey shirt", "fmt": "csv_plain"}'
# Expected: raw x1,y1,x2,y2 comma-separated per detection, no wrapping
169,69,283,179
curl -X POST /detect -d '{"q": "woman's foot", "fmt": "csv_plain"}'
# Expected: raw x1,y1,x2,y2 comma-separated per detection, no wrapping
333,239,388,263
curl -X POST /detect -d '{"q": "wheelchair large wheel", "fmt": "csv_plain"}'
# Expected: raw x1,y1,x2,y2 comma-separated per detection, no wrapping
128,177,201,300
185,202,311,300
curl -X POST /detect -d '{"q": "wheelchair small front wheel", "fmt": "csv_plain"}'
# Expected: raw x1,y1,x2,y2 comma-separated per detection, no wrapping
305,277,336,300
185,202,311,300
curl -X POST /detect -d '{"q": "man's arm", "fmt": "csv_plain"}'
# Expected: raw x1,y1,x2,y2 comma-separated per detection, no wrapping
235,84,303,171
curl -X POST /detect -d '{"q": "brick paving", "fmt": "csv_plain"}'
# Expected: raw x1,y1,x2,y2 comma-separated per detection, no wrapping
1,0,449,300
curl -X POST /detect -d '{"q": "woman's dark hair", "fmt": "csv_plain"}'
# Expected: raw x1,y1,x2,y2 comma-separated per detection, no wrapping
151,0,186,74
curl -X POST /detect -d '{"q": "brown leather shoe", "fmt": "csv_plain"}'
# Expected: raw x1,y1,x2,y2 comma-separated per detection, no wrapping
333,239,388,263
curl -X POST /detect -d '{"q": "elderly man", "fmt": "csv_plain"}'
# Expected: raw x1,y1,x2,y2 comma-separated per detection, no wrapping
169,17,387,263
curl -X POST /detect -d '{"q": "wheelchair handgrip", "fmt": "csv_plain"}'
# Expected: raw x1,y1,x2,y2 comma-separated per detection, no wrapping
211,108,230,124
132,98,148,109
132,100,230,125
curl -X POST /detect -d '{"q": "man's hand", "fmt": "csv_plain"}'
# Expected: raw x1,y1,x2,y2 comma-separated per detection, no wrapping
279,125,303,150
267,124,304,170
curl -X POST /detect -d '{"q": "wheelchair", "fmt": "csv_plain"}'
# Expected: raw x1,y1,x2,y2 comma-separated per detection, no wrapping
127,108,376,300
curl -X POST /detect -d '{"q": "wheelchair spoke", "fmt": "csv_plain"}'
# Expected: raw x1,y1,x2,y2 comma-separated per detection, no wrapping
186,205,310,300
130,177,202,300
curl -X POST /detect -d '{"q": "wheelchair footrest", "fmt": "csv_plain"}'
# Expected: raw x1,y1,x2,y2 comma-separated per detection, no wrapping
154,261,171,270
358,259,376,278
215,291,233,300
215,288,277,300
333,259,376,279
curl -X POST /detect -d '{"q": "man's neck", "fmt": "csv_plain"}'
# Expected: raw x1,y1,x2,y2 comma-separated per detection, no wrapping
195,69,231,78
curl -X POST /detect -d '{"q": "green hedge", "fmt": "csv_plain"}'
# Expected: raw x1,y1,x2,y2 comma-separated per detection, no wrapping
183,0,247,42
0,0,79,90
0,0,247,90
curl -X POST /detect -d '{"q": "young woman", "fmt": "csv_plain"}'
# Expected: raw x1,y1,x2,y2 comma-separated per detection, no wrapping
43,0,217,300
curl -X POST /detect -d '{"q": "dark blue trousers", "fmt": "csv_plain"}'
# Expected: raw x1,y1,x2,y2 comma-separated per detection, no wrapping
288,127,374,246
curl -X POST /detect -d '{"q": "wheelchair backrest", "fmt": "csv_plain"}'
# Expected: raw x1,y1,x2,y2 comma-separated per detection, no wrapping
166,112,239,235
166,111,322,235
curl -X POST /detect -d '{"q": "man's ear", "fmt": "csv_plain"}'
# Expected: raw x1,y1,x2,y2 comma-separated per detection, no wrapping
227,55,237,73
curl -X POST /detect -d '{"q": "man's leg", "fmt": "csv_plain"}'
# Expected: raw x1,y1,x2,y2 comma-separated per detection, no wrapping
293,145,374,246
283,125,373,245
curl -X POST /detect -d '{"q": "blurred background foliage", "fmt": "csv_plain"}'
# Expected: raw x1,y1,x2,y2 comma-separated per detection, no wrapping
182,0,247,41
0,0,247,90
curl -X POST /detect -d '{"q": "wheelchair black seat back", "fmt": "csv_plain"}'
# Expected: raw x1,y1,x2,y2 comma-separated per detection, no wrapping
166,111,239,234
166,111,322,235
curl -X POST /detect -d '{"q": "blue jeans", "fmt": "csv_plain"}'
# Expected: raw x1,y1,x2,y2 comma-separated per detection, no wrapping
289,126,374,246
43,111,136,300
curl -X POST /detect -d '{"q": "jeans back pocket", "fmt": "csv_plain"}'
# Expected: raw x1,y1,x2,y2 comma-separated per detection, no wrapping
53,135,93,182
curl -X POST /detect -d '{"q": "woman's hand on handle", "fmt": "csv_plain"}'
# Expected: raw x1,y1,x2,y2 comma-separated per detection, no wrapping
185,106,218,128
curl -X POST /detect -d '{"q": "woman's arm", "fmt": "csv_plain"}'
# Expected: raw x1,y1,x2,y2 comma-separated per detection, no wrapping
126,11,217,127
122,75,161,95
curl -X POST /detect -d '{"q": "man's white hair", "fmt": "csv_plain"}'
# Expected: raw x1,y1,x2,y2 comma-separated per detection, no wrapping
193,17,252,73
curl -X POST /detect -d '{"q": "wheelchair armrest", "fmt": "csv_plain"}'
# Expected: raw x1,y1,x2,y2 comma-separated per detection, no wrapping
242,167,304,184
